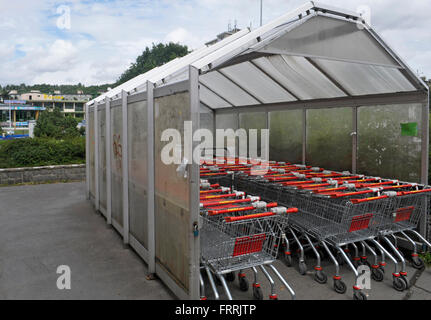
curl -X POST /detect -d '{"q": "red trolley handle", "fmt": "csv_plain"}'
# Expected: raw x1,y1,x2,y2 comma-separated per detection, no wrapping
350,195,389,204
224,207,298,222
399,188,431,196
210,202,278,216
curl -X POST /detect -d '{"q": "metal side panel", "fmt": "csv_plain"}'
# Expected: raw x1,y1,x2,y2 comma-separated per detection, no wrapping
110,105,123,227
154,91,191,294
98,108,107,210
88,111,95,200
128,99,149,249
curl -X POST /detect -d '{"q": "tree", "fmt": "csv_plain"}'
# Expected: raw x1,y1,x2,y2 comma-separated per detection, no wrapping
116,42,189,86
1,89,9,100
34,109,80,139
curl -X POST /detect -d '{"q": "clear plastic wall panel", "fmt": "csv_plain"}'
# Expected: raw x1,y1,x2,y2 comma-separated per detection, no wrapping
239,112,267,159
269,110,302,163
306,108,352,171
358,104,422,182
199,106,214,134
200,71,258,106
215,113,239,158
220,62,296,103
314,59,416,96
98,108,107,211
253,55,346,100
110,106,123,227
88,111,95,198
199,85,230,109
128,100,148,248
154,92,191,291
258,15,399,67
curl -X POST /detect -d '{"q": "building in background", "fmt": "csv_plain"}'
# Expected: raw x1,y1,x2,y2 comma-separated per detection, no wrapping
0,90,90,133
18,90,90,119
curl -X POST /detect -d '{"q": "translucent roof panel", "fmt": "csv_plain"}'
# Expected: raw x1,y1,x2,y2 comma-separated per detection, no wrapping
199,71,260,106
313,58,416,96
252,55,346,100
256,15,400,68
219,61,297,103
199,84,231,109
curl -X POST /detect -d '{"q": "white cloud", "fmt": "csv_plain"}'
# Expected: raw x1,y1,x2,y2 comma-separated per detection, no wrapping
0,0,430,86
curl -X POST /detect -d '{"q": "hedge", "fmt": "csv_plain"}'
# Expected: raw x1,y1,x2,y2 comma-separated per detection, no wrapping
0,137,85,168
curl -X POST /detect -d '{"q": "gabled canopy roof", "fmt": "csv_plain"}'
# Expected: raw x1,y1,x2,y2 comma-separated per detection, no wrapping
88,1,428,109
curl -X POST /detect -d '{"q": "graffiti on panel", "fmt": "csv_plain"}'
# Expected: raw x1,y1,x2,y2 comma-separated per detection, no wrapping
113,134,122,171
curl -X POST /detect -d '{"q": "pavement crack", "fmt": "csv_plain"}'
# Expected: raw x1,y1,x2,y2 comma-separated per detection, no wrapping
402,267,425,300
413,284,431,294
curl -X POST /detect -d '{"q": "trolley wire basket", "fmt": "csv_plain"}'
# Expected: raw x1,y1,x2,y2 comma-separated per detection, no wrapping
200,211,284,274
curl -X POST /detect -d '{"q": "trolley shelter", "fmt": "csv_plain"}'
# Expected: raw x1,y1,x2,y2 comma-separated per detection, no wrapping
85,2,430,299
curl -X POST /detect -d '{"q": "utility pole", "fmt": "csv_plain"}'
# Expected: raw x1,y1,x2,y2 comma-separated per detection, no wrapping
260,0,263,26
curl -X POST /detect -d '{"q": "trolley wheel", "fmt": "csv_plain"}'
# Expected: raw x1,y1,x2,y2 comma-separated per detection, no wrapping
353,291,367,300
283,253,292,267
226,272,235,282
334,279,347,294
314,270,327,284
371,268,384,282
412,256,425,270
298,261,307,275
400,275,410,289
393,277,407,292
239,276,249,292
252,286,264,300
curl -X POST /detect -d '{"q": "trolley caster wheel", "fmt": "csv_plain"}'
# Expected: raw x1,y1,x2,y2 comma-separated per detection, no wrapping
239,276,249,292
371,267,384,282
298,261,307,275
393,276,407,292
353,291,367,300
314,270,327,284
334,279,347,294
283,253,292,267
411,256,425,270
252,285,264,300
269,294,278,300
226,272,235,282
400,274,410,289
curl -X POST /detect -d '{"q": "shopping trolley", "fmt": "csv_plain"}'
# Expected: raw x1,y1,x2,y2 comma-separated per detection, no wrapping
200,208,296,300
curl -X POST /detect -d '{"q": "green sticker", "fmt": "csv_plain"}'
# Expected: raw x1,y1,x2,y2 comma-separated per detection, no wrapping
400,122,418,137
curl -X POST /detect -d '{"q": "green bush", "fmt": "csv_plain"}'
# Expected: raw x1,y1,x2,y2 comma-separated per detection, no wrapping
34,109,81,139
0,137,85,168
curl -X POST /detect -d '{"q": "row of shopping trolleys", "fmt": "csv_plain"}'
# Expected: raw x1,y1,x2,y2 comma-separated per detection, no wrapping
199,158,431,300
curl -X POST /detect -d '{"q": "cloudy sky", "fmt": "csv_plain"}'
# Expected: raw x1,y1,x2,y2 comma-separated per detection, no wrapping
0,0,430,86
